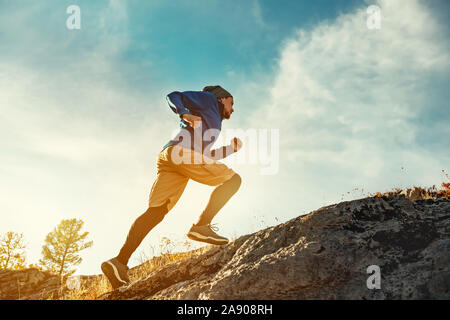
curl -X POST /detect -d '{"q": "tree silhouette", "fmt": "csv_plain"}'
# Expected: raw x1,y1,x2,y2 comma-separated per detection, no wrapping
40,218,93,278
0,231,27,270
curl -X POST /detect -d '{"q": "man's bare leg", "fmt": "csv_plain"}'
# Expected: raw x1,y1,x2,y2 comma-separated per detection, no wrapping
116,201,170,266
196,173,242,226
102,201,170,289
187,174,241,245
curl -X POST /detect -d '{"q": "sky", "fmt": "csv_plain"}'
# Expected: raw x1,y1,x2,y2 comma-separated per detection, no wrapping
0,0,449,275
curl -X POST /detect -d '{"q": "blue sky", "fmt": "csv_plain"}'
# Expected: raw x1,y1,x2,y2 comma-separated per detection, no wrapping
1,0,449,275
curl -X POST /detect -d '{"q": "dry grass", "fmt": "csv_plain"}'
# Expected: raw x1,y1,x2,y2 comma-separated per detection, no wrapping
370,181,450,200
339,169,450,201
58,239,215,300
60,275,111,300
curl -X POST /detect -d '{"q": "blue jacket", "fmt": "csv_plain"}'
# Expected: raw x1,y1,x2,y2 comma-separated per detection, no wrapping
162,90,233,159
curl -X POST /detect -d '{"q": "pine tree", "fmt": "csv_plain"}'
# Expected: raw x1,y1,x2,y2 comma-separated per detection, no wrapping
40,218,93,279
0,231,27,270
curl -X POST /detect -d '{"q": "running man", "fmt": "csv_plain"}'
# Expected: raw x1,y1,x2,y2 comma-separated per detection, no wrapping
101,85,243,289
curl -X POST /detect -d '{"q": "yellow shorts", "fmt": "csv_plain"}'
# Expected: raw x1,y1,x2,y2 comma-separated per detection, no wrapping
148,145,236,211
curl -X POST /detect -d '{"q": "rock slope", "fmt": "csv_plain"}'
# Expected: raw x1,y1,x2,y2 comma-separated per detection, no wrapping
0,268,61,300
1,188,448,300
99,191,450,300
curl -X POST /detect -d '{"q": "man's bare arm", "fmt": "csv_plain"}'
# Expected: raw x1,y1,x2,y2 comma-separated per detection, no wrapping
181,113,202,128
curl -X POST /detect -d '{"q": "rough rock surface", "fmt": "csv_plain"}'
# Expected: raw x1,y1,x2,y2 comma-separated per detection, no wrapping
0,268,61,300
98,192,450,300
0,268,103,300
2,188,448,300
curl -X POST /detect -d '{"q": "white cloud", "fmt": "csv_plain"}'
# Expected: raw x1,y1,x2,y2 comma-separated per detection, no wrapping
251,0,266,28
221,0,450,236
0,1,172,274
248,0,449,182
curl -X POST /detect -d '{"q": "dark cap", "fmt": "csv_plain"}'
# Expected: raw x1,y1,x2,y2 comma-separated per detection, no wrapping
202,85,232,100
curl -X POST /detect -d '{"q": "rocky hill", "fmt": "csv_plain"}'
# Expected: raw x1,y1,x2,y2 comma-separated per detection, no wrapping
99,188,449,300
0,268,60,300
0,267,103,300
2,187,449,300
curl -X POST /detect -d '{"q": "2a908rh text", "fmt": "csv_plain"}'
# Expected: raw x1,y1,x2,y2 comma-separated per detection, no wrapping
220,304,272,315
